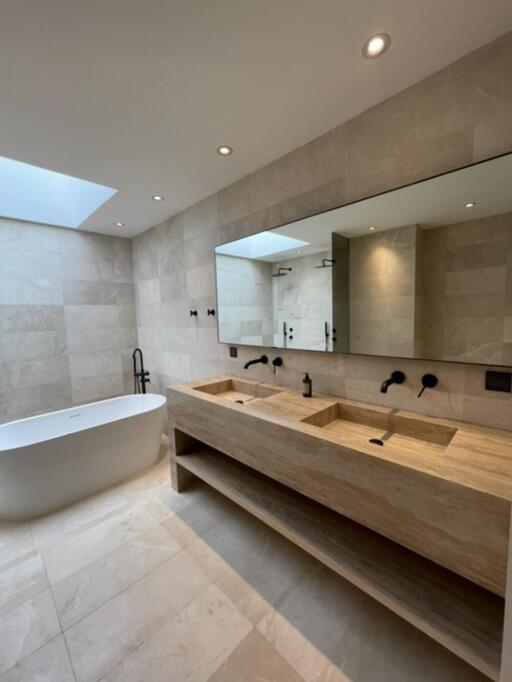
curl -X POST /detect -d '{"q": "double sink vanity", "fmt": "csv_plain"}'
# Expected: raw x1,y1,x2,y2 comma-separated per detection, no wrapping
168,375,512,681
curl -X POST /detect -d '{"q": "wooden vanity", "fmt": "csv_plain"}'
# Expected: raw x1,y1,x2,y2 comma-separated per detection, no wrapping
168,376,512,680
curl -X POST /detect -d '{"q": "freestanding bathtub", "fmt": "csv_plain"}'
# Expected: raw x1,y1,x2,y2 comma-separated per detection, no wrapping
0,393,166,520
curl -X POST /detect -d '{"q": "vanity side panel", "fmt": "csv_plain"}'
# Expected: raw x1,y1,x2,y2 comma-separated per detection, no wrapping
500,509,512,681
168,387,510,595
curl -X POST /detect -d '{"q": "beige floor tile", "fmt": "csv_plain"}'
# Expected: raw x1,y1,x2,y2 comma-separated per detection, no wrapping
0,525,34,571
0,590,61,674
142,497,174,523
65,549,211,682
30,487,128,551
0,635,74,682
161,485,238,548
113,456,170,505
42,505,157,585
185,512,269,582
0,554,48,617
216,531,317,625
53,524,182,629
208,629,305,682
103,584,251,682
258,566,487,682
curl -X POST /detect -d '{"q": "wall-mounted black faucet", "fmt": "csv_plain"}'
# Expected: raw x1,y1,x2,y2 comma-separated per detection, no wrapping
418,373,438,397
132,347,151,394
243,355,268,370
380,370,405,394
272,357,283,374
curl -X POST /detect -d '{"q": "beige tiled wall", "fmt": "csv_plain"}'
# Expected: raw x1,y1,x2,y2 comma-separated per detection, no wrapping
0,219,136,423
134,30,512,432
420,212,512,364
349,225,419,357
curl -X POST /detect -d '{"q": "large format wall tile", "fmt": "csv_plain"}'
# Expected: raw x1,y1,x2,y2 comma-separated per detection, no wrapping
0,222,136,423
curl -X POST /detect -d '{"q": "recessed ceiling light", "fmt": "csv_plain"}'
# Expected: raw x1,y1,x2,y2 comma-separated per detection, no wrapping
115,221,124,227
362,33,391,59
465,201,476,208
152,195,164,201
369,226,376,231
217,145,233,156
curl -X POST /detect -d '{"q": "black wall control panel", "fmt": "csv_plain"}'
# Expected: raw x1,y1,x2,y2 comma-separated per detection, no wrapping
485,370,512,393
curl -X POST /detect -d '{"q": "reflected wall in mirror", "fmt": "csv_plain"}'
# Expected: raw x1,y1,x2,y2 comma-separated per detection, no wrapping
215,152,512,366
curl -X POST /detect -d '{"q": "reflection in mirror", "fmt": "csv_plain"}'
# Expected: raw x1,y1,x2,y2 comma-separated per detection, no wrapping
215,152,512,366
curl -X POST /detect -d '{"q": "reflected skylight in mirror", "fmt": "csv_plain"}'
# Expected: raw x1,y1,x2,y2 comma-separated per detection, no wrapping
0,156,117,228
216,231,309,260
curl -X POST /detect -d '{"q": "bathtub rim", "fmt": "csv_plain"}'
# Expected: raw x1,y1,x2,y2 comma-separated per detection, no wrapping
0,393,167,452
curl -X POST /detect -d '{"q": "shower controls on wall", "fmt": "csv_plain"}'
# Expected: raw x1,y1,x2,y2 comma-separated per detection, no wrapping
190,310,198,317
418,373,438,397
207,309,216,316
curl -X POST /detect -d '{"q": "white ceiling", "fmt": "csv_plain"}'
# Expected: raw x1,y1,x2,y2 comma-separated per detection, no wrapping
2,1,512,237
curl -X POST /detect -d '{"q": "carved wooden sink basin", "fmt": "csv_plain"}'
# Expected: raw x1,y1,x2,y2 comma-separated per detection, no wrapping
301,401,457,449
193,378,282,404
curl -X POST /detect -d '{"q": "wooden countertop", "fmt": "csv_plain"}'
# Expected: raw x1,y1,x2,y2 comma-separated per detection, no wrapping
175,375,512,502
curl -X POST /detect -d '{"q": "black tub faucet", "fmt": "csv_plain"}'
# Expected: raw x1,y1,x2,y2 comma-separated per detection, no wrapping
380,370,405,394
243,355,268,370
132,347,151,394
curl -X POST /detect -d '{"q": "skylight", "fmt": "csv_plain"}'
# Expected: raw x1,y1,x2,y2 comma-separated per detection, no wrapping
0,156,117,228
216,231,309,260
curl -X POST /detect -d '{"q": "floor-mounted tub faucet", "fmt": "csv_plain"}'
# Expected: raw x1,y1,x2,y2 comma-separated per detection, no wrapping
380,370,405,394
132,347,151,394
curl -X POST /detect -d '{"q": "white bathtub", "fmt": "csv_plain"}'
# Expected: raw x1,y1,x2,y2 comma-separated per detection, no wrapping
0,394,166,520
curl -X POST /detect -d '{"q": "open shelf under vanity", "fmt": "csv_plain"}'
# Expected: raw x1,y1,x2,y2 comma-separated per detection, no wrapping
173,437,504,681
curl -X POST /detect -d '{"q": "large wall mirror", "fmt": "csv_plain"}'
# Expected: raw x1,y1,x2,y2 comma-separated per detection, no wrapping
215,153,512,366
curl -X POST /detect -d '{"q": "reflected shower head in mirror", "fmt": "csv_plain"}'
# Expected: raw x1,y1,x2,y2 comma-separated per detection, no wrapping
315,258,336,268
272,267,292,277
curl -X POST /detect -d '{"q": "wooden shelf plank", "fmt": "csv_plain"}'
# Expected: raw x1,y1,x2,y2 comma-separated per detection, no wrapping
176,448,503,681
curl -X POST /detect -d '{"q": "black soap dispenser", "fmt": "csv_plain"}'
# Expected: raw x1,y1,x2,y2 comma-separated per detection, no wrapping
302,372,312,398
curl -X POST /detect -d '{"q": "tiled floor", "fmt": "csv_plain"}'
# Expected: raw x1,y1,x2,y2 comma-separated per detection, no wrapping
0,443,489,682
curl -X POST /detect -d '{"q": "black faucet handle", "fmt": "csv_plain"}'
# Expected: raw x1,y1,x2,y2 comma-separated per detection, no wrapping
390,370,406,384
272,357,283,374
418,373,438,397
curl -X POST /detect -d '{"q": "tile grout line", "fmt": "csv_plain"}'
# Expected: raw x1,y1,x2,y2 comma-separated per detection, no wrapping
31,523,78,682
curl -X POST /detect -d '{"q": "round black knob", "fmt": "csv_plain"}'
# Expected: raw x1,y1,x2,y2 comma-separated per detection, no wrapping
390,370,406,384
418,373,438,397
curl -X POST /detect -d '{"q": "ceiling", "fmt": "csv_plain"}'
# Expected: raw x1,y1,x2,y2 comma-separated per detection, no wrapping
2,1,512,237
